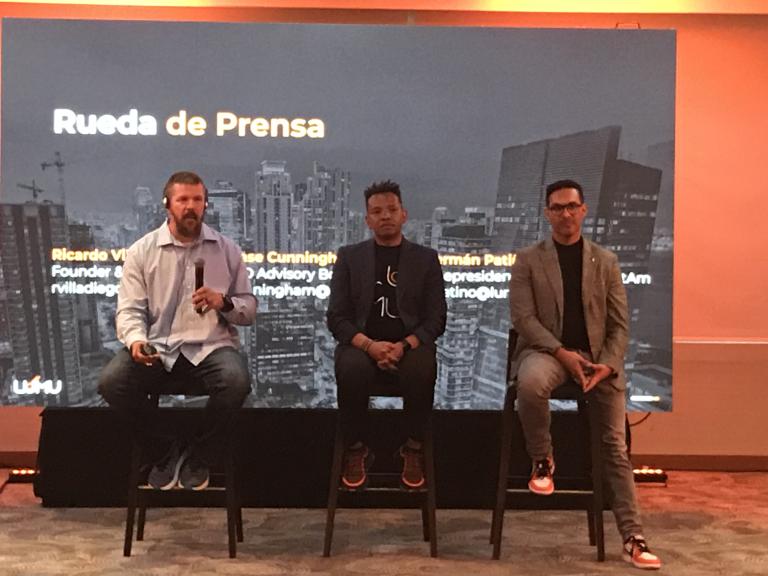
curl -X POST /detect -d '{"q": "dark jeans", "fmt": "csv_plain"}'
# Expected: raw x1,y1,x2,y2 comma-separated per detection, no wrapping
98,346,250,466
334,343,437,447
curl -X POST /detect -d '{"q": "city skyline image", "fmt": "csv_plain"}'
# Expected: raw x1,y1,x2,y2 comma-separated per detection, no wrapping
0,20,675,410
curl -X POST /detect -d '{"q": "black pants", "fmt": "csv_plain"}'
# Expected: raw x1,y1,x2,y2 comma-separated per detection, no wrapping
98,346,250,465
335,343,437,447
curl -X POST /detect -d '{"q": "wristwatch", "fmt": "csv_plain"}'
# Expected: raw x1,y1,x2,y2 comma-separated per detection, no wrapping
221,294,235,312
400,338,412,353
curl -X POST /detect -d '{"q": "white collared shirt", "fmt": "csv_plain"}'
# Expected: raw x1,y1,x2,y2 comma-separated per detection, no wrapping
116,221,257,370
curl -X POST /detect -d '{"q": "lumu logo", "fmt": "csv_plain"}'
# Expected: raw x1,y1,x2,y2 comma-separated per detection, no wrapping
12,375,63,396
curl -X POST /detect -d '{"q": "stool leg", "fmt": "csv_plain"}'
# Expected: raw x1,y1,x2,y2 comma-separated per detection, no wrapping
123,440,142,557
587,510,596,545
236,488,244,543
588,397,605,562
226,448,238,558
491,390,515,559
136,499,147,541
423,422,438,558
323,421,344,557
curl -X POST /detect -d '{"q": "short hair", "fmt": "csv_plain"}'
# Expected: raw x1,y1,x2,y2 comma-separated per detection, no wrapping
163,171,208,205
545,179,584,205
364,180,402,207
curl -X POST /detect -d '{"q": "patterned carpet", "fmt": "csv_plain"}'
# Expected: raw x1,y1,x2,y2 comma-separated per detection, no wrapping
1,471,767,575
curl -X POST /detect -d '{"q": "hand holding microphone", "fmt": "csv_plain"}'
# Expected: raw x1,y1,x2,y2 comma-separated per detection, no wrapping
190,258,227,314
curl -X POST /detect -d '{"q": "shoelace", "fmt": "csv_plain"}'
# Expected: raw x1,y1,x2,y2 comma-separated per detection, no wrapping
627,537,651,554
533,461,551,478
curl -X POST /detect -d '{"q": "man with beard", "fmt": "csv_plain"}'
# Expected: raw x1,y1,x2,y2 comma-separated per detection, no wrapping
99,171,256,491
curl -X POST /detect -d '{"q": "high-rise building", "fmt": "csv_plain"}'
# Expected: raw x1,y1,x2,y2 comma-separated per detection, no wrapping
297,162,352,252
426,206,454,250
435,223,489,409
0,202,80,406
463,206,495,236
598,159,662,274
249,300,316,406
472,300,510,409
134,185,164,237
208,180,249,247
254,161,292,252
493,126,622,251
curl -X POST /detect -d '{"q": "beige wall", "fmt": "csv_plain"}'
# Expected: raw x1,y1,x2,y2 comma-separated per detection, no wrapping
1,4,766,461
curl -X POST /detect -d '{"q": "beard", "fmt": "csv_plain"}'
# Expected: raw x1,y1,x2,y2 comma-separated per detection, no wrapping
173,211,203,239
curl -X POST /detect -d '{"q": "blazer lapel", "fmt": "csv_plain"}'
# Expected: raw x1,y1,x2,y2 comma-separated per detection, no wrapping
359,239,376,314
541,238,564,318
396,237,413,302
581,238,596,309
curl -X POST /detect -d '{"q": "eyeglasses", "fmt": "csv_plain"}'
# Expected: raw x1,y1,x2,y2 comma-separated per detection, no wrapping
546,202,583,215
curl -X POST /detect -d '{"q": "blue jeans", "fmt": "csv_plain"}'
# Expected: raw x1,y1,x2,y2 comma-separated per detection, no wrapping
98,346,250,465
515,351,642,540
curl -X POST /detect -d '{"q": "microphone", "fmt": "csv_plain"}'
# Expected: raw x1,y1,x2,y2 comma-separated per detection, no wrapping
194,258,205,314
194,258,205,291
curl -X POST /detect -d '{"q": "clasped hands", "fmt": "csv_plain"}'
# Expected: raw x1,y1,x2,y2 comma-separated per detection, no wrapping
367,340,405,372
554,347,613,392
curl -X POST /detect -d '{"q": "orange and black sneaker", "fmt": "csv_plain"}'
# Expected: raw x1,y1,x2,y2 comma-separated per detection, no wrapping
399,444,426,490
623,536,661,570
528,457,555,496
341,444,371,490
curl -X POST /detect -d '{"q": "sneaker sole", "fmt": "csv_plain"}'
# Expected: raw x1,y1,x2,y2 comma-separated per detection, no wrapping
148,451,187,490
341,451,373,490
623,553,661,570
400,478,426,491
179,477,210,491
341,477,367,490
527,482,555,496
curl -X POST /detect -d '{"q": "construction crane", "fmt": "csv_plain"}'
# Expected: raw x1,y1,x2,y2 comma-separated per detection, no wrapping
41,151,66,205
17,180,44,201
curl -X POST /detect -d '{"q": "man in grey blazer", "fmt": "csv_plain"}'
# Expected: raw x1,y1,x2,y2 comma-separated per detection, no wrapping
509,179,661,570
327,180,446,491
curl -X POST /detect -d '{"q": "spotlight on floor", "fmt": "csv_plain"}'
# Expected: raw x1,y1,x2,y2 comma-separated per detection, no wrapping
633,466,667,486
7,468,38,484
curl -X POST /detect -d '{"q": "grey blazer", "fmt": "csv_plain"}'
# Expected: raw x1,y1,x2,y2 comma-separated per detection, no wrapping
508,237,629,390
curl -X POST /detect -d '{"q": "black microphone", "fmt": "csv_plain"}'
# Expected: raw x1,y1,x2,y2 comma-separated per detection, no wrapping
194,258,205,314
194,258,205,291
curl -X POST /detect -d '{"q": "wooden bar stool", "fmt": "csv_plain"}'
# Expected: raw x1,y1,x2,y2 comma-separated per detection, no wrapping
323,381,438,558
490,329,605,561
123,393,243,558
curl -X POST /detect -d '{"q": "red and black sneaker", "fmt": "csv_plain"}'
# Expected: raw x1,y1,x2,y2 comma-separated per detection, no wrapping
623,535,662,570
399,444,426,490
341,444,371,490
528,457,555,496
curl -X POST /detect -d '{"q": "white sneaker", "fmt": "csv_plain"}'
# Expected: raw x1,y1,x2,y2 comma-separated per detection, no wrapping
623,535,662,570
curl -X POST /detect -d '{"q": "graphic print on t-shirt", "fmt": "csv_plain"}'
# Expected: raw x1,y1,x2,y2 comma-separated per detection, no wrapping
366,244,406,342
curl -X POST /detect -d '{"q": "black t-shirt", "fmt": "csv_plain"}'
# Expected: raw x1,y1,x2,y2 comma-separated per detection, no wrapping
554,237,591,353
365,243,406,342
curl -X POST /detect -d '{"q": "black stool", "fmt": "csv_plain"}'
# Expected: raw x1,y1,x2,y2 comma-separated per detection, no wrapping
123,393,243,558
323,381,438,557
490,329,605,561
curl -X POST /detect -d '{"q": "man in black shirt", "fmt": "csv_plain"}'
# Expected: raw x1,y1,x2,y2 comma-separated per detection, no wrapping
327,180,447,490
508,179,661,570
